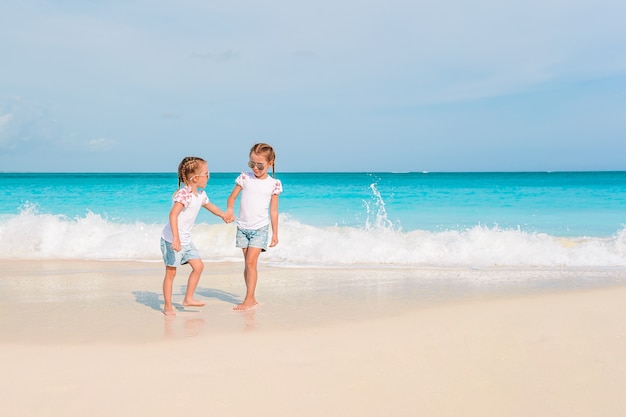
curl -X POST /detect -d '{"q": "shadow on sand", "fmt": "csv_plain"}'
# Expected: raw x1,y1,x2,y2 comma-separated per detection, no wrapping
132,290,163,312
194,288,241,305
133,287,241,312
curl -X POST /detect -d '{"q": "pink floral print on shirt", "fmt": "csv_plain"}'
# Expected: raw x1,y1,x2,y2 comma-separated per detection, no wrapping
173,186,193,207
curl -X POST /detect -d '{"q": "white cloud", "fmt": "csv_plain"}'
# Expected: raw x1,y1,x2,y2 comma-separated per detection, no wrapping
0,113,15,149
190,50,240,62
87,138,116,152
0,113,13,131
159,112,183,120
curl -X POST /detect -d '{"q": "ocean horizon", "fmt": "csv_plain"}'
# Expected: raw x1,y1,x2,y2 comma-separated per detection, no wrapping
1,171,625,268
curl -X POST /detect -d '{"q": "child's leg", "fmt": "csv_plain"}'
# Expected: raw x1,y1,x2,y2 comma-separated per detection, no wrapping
183,258,205,306
234,247,262,310
162,266,177,316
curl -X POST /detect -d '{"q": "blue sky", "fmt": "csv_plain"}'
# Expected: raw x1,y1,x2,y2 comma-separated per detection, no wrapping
1,0,625,172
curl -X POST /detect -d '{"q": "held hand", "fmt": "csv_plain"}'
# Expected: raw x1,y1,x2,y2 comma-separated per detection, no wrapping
223,209,235,223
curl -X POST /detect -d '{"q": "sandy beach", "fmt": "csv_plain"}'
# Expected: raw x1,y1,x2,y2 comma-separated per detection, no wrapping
1,260,625,417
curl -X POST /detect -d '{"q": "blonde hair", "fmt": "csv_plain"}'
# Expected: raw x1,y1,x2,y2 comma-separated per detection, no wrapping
250,143,276,176
177,156,206,188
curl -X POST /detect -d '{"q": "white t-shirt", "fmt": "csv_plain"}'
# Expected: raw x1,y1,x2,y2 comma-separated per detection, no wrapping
161,186,210,245
235,171,283,230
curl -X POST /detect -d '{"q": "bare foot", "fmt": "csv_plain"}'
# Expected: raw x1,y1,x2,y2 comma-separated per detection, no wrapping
163,307,176,316
182,299,206,307
233,301,259,311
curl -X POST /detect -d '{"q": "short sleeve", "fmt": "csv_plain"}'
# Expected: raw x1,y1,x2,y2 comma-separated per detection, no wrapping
173,186,193,207
235,171,249,188
273,179,283,195
199,190,210,205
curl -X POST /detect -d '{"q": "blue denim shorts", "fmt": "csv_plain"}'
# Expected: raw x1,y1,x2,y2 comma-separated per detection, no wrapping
236,225,269,251
160,238,201,267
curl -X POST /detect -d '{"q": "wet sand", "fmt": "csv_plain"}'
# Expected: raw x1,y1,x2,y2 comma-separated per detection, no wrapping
1,260,625,416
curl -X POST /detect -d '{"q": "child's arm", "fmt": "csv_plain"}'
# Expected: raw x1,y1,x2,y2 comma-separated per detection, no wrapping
203,201,230,223
224,185,242,223
169,202,184,251
269,194,279,247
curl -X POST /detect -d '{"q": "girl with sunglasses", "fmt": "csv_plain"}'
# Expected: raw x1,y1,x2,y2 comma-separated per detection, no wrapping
225,143,283,310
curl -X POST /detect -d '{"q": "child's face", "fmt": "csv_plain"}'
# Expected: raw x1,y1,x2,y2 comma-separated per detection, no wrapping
191,163,210,187
248,153,272,179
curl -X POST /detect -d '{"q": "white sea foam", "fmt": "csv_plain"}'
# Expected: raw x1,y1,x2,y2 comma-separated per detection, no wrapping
1,208,625,268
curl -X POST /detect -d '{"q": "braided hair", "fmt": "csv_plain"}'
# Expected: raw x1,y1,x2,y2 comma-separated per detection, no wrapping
177,156,206,188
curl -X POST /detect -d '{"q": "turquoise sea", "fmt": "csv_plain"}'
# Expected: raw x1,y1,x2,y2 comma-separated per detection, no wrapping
1,171,625,268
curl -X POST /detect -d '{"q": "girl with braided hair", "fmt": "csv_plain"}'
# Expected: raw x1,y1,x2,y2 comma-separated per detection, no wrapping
225,143,283,310
160,156,231,316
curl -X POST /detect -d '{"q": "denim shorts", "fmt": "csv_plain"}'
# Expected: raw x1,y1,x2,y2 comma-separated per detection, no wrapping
236,225,269,251
160,238,201,267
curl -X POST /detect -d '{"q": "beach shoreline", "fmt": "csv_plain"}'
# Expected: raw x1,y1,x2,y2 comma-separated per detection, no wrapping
2,259,625,344
1,260,625,416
